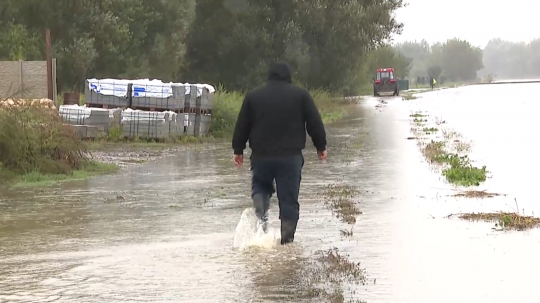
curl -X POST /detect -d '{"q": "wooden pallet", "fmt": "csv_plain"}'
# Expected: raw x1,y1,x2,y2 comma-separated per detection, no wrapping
85,103,109,109
196,108,212,115
85,103,130,109
85,103,212,114
184,107,213,115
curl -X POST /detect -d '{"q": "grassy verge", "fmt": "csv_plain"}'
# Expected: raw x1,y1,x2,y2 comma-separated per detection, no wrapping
69,87,354,145
413,82,468,90
0,101,120,188
4,161,119,187
209,88,356,138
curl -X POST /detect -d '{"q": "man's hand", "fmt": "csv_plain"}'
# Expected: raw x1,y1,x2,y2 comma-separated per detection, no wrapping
317,150,327,160
233,154,244,168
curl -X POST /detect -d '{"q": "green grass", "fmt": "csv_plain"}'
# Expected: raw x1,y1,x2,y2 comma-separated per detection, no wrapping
403,93,417,100
442,154,487,186
64,88,355,143
423,127,438,133
436,154,487,186
209,87,355,138
6,161,119,187
420,140,487,187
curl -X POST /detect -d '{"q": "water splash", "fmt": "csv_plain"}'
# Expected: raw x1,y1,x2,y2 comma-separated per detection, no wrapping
233,208,279,250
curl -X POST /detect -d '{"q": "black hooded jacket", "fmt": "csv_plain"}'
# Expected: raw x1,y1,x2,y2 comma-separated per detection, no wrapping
232,61,327,157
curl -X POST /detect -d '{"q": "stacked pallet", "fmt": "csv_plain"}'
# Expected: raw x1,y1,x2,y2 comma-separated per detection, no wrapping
84,78,214,112
121,109,183,139
58,104,122,138
83,78,214,137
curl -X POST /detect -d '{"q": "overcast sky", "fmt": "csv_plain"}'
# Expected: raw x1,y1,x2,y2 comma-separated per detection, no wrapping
393,0,539,47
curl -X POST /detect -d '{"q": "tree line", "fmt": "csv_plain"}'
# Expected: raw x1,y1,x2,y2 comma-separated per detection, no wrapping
0,0,404,96
480,38,540,80
2,0,534,96
394,39,484,83
394,37,540,83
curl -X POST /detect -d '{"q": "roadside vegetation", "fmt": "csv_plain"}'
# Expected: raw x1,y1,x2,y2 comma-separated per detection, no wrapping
208,88,355,139
407,110,540,231
451,212,540,230
321,184,362,227
448,199,540,230
402,91,419,100
0,102,119,187
297,183,366,301
295,247,367,303
452,190,503,198
410,112,487,187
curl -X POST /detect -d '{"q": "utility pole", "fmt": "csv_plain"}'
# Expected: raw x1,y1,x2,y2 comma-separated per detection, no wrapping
45,29,53,100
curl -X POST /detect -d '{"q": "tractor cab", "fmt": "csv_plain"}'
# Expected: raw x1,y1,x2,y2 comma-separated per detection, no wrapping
373,68,399,96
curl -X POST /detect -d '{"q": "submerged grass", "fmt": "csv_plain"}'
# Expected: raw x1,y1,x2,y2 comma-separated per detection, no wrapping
440,154,487,186
321,184,362,225
5,161,119,187
453,190,503,198
295,247,367,303
422,140,446,163
401,92,418,100
422,127,438,133
447,198,540,230
412,111,487,187
450,212,540,230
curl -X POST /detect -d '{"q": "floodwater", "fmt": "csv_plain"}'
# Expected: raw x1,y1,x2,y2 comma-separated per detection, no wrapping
1,83,540,302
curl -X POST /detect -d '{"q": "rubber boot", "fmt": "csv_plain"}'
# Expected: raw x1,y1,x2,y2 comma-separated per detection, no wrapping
280,220,298,245
252,193,269,233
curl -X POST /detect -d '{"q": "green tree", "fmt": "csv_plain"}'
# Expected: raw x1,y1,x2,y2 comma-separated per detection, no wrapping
427,65,442,79
363,46,412,79
394,39,430,77
183,0,404,94
1,0,196,91
439,38,483,82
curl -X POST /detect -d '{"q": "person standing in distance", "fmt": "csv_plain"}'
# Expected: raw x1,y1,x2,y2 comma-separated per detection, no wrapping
231,61,327,245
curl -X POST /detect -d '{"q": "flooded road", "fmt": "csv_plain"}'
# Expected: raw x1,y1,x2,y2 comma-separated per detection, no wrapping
2,83,540,302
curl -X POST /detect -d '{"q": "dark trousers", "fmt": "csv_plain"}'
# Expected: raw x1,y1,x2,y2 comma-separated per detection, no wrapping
251,153,304,221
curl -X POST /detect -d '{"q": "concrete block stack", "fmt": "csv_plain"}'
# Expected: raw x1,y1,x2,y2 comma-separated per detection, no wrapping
82,78,214,137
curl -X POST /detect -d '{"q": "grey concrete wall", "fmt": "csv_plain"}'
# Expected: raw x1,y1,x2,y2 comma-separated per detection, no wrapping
0,61,49,99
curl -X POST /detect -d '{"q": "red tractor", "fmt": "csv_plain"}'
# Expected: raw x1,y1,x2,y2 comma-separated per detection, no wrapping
373,68,399,97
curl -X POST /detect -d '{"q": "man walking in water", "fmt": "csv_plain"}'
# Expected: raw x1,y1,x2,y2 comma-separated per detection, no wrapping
232,61,327,245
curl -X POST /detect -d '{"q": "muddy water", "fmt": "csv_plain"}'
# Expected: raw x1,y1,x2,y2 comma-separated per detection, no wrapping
1,85,540,302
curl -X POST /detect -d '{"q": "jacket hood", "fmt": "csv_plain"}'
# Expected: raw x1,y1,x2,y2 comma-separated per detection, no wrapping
267,61,292,83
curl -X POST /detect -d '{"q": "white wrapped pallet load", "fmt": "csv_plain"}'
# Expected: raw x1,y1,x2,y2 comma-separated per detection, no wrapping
59,104,120,130
87,78,215,98
121,109,178,139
